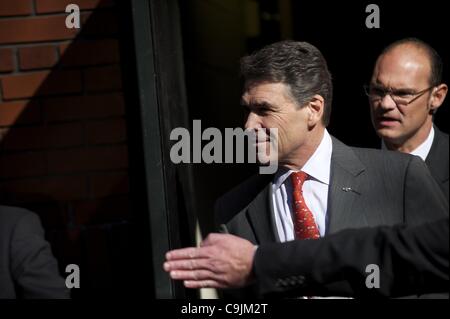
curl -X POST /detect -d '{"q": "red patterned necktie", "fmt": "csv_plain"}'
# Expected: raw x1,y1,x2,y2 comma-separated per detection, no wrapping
291,171,320,240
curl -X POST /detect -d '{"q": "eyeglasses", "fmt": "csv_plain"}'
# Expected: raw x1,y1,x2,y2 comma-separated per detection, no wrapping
364,84,434,106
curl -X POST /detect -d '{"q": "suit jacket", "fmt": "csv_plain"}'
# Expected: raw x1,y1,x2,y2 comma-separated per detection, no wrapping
426,126,449,201
0,206,70,299
215,137,449,297
253,217,449,298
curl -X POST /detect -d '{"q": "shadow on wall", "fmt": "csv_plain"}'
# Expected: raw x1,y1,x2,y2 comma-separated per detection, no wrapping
0,0,146,298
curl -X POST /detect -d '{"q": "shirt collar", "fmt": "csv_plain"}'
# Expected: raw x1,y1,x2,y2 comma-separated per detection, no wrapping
381,126,434,161
273,130,333,189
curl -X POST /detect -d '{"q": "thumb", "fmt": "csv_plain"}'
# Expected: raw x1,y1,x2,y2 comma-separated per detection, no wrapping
201,233,225,246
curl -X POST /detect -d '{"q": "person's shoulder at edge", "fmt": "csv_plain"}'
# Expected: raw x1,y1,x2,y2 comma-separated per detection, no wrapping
333,136,418,163
0,204,71,299
338,137,431,173
0,205,36,228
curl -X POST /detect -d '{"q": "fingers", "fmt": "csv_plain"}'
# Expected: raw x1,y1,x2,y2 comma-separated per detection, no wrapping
169,269,216,281
167,268,226,289
164,259,203,272
166,234,237,257
166,247,203,260
184,280,224,289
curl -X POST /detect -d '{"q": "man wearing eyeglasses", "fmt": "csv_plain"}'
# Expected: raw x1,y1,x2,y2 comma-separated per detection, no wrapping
366,38,448,200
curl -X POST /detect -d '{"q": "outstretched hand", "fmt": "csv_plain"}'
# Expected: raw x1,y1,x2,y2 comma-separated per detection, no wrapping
163,233,257,289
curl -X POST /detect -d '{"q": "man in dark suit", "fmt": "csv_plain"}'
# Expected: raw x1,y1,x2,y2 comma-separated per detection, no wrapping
367,38,449,199
211,41,447,297
0,205,70,298
164,217,449,298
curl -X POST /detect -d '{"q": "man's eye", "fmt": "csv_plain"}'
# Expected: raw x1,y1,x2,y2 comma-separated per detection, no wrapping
371,88,385,96
256,108,270,115
393,91,412,98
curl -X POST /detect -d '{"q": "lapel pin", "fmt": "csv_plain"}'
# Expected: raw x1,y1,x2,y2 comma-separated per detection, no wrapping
342,187,360,195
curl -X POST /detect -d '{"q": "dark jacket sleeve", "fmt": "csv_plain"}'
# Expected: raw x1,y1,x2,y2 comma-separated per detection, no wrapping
10,211,70,299
253,218,449,298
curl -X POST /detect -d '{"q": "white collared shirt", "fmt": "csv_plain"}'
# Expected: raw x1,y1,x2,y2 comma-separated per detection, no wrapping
382,126,435,161
272,130,332,242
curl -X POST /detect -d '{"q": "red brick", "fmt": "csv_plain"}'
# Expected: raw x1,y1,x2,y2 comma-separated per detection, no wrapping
47,145,128,174
36,0,114,13
1,122,83,150
19,45,58,70
43,93,125,122
0,152,46,178
0,16,80,44
0,48,14,72
73,196,130,225
86,118,126,145
1,70,82,99
84,65,122,92
89,171,129,198
59,39,119,67
0,1,33,16
0,176,88,201
0,100,41,126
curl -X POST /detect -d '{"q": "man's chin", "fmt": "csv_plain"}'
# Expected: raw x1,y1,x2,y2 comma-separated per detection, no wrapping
377,127,399,139
377,130,405,146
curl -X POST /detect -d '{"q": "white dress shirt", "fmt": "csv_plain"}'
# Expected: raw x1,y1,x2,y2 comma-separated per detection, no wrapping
382,126,435,161
272,130,332,242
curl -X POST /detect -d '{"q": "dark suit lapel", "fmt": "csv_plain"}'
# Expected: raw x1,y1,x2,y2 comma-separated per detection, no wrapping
246,182,279,244
326,138,367,234
245,138,369,241
426,125,449,185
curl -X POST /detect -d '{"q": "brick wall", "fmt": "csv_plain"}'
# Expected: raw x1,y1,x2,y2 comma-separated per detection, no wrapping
0,0,134,297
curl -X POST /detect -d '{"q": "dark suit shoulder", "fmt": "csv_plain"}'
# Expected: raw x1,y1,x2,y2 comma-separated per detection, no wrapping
347,145,422,180
351,146,440,186
350,146,449,224
350,145,415,163
214,173,272,226
427,127,449,186
0,205,70,299
427,126,448,162
434,126,449,142
0,205,39,235
331,136,416,176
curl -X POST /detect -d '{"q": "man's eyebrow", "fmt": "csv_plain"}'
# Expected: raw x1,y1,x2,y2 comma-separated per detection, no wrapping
247,100,274,109
371,83,416,92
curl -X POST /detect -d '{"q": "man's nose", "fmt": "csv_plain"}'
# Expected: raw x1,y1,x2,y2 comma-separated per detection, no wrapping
244,112,262,130
379,93,397,111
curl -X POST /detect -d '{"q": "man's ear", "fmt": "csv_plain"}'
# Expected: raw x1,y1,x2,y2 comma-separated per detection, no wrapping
430,83,448,114
308,95,325,126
